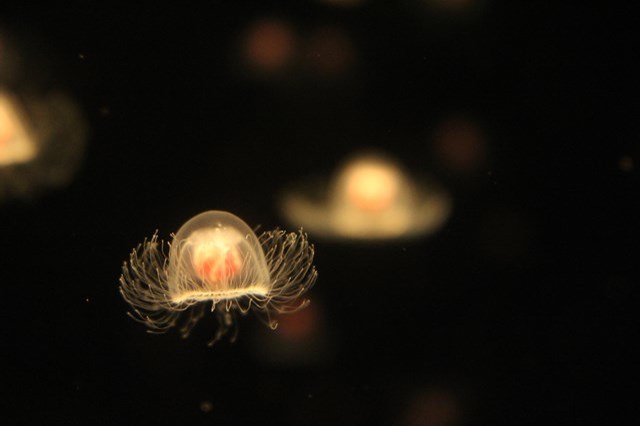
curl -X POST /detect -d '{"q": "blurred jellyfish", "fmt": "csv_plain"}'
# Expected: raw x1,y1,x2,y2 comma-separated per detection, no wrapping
280,152,451,240
0,92,37,166
402,386,463,426
120,210,317,346
251,298,334,366
0,90,86,201
240,17,296,74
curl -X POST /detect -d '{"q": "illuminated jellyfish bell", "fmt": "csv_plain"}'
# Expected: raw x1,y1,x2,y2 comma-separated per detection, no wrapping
120,210,317,346
280,153,451,240
0,90,86,201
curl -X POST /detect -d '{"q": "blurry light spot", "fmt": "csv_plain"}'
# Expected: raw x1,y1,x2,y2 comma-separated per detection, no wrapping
276,301,320,341
0,92,38,166
251,298,333,366
242,18,296,73
199,400,213,413
619,155,633,172
404,388,461,426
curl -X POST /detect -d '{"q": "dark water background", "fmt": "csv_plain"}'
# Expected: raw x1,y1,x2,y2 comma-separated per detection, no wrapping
1,2,637,425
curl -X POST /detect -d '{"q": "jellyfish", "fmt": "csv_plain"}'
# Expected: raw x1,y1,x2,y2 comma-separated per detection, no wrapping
280,152,451,240
0,30,87,202
0,90,86,201
119,210,317,345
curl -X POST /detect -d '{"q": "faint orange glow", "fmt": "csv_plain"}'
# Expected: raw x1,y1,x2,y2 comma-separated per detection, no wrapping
243,18,296,72
404,388,461,426
0,92,38,166
619,155,633,172
433,117,486,174
276,301,320,341
251,298,332,366
305,26,355,77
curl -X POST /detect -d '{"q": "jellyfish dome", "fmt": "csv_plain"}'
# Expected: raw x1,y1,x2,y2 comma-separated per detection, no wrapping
120,211,317,345
280,152,451,240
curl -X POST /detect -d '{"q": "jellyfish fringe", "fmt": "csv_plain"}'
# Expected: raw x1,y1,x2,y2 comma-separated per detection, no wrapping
119,229,317,345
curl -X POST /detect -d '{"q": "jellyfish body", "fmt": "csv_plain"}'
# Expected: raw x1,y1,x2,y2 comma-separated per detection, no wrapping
120,211,317,345
1,31,87,201
280,152,451,240
0,90,86,201
0,92,38,166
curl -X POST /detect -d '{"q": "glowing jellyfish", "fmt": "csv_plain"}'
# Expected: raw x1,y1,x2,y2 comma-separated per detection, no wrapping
119,210,317,345
280,152,451,240
0,90,86,201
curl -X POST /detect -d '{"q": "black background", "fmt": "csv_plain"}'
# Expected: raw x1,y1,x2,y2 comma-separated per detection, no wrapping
1,2,637,425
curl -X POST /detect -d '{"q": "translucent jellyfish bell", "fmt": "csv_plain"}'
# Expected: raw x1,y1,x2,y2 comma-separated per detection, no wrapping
280,152,451,240
168,212,271,303
120,211,317,345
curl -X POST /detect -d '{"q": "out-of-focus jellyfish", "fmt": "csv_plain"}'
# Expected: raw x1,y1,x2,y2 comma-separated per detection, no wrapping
0,90,86,201
251,298,334,366
280,152,451,240
0,92,37,166
402,386,464,426
241,18,296,74
120,210,317,346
